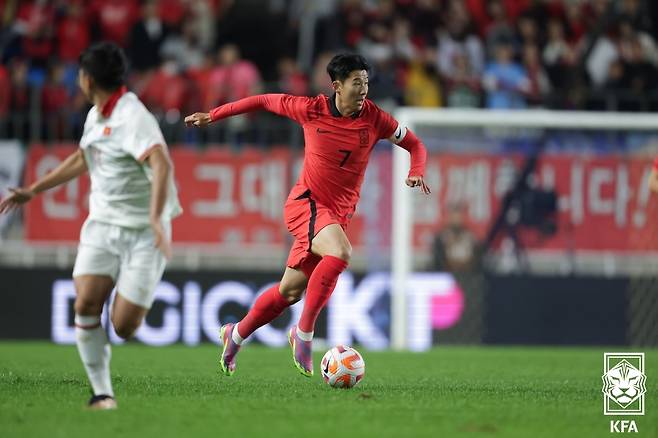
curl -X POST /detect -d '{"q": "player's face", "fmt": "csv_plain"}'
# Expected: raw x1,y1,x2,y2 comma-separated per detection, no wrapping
77,69,92,102
335,70,368,113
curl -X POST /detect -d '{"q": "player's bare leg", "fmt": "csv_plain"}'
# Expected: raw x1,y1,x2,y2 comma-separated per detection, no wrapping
73,275,116,410
110,293,148,340
279,267,310,301
288,224,350,377
220,267,307,376
310,224,352,261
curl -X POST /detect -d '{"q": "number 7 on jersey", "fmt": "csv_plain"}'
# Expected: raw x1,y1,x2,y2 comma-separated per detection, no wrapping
338,149,352,167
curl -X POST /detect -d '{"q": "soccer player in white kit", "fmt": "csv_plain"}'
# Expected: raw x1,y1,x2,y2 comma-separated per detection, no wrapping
0,42,182,409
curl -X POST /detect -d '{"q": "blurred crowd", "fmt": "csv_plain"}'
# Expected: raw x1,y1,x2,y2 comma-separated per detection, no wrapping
1,0,657,145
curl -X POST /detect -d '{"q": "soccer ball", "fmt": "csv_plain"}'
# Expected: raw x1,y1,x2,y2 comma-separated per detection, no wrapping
320,345,365,389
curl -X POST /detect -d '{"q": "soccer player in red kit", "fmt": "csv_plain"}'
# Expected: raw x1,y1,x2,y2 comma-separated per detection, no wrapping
185,54,430,377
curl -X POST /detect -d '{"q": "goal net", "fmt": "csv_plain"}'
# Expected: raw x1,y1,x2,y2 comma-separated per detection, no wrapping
390,108,658,350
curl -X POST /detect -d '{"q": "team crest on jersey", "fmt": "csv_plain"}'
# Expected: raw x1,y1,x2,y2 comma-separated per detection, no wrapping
103,126,111,136
359,128,369,146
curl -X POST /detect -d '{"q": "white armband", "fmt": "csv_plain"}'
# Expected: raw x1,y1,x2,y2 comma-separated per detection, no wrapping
392,124,407,144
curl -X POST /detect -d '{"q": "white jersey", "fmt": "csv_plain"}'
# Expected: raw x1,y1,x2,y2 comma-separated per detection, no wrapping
80,89,182,228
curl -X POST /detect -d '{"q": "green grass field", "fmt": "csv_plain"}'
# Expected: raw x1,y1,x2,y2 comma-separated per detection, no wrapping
0,342,656,438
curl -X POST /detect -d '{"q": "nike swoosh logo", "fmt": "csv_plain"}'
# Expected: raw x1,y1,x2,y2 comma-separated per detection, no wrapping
316,128,333,134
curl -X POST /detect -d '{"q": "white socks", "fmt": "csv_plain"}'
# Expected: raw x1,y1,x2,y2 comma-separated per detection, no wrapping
75,315,113,397
296,328,313,342
231,323,244,345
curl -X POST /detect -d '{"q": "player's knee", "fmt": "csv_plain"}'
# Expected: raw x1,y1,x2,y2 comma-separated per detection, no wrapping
112,318,139,340
74,297,102,316
328,244,351,263
113,324,138,340
285,294,302,304
279,285,303,304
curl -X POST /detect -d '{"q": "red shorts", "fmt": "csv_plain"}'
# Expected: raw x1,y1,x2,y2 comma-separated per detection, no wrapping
284,189,345,277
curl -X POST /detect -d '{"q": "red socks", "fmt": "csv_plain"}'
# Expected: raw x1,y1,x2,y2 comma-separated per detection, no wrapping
237,255,348,339
298,255,348,333
237,283,290,339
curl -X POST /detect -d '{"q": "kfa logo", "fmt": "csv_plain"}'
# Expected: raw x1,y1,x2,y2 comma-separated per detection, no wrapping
602,353,646,415
602,353,646,434
610,420,638,433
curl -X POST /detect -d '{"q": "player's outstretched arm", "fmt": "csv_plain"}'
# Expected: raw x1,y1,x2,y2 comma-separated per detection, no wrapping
185,94,307,128
0,149,87,214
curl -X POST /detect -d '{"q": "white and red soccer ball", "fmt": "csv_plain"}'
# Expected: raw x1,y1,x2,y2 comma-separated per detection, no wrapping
320,345,365,389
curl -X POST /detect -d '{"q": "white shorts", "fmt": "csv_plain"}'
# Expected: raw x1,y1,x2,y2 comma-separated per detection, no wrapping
72,219,170,309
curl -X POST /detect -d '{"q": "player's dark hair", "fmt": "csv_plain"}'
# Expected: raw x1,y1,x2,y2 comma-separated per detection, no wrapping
326,54,370,82
79,42,128,91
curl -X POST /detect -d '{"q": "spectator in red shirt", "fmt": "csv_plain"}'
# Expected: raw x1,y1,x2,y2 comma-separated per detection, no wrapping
41,63,68,113
158,0,186,27
9,59,29,114
7,59,30,138
57,2,90,63
185,52,214,116
14,0,53,36
41,63,69,139
202,44,263,142
204,44,262,110
564,2,587,45
15,0,54,69
88,0,140,46
140,59,189,117
0,64,10,118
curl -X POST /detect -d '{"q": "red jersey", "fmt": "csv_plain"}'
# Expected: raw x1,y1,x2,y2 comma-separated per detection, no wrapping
210,94,426,222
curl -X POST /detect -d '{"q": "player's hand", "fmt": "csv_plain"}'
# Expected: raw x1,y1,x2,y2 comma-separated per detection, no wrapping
0,187,35,214
405,176,431,194
151,219,172,260
184,112,212,127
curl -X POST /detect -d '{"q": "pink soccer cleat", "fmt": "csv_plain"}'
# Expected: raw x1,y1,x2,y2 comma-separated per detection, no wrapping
219,323,241,376
288,325,313,377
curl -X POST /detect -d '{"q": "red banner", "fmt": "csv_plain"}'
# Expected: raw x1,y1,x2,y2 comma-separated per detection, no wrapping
23,145,657,252
24,145,294,245
25,144,89,241
413,154,657,252
172,147,291,244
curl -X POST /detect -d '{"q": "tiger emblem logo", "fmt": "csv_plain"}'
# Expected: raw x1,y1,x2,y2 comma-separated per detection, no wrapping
602,359,647,409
